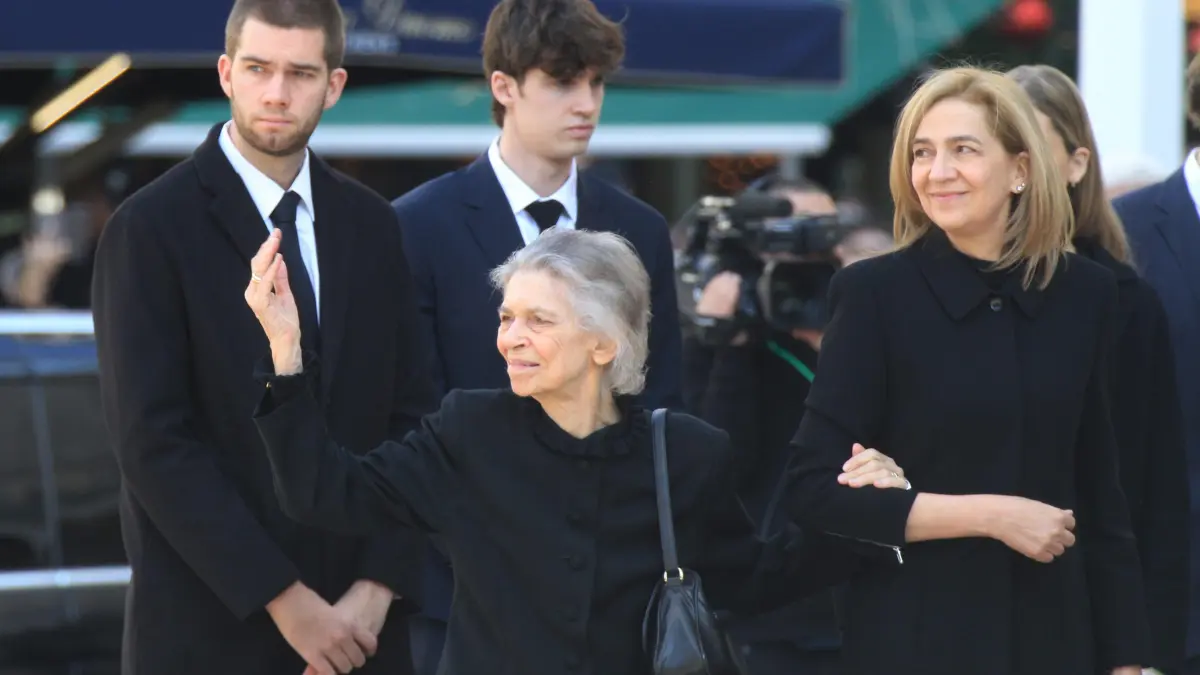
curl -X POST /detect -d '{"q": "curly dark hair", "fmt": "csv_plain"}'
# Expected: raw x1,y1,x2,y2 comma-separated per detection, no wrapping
482,0,625,126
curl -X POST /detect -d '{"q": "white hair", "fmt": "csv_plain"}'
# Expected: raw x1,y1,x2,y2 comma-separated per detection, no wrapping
489,228,651,396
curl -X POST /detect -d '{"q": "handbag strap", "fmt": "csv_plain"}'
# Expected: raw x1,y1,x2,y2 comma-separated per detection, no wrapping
650,408,682,580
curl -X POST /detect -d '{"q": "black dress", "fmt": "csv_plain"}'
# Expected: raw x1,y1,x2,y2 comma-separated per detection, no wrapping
782,230,1151,675
252,365,863,675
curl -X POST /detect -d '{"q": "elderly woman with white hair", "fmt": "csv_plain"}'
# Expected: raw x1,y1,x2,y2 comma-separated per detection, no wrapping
243,227,908,675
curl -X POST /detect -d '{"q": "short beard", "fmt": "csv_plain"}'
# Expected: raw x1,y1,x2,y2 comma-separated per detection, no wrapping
231,100,322,158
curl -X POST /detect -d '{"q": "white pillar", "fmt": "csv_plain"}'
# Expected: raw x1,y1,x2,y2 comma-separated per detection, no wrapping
1078,0,1186,176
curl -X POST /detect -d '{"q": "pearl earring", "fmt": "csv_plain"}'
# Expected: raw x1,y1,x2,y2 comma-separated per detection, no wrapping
1014,184,1025,193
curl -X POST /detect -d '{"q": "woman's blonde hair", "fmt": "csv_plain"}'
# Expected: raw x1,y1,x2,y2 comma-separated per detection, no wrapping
1007,64,1132,264
889,66,1073,289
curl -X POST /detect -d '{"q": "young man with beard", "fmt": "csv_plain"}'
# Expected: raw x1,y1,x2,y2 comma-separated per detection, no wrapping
390,1,683,672
91,1,435,674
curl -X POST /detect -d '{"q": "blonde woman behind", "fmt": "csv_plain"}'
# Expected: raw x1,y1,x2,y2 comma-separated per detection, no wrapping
780,66,1149,674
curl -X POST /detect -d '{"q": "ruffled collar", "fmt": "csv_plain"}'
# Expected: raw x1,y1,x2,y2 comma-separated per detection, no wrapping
519,394,649,459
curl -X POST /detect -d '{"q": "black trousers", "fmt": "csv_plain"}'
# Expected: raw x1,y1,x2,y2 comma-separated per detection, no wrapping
738,642,841,675
408,616,447,675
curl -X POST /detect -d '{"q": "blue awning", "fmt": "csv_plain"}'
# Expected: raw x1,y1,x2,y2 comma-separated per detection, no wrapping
0,0,845,84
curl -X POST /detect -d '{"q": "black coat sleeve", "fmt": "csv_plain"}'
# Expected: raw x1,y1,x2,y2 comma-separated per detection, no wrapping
680,336,714,416
692,342,767,495
695,427,861,615
355,209,440,598
781,263,917,549
1137,287,1190,673
92,204,300,621
253,364,455,537
1077,282,1151,670
641,213,685,411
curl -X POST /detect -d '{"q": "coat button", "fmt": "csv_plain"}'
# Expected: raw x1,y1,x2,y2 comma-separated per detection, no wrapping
576,459,590,470
567,554,586,570
567,510,584,525
989,297,1003,312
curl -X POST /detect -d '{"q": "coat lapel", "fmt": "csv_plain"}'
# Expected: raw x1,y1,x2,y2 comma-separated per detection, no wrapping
1152,168,1200,307
310,156,355,401
575,172,609,234
193,123,270,267
461,156,525,269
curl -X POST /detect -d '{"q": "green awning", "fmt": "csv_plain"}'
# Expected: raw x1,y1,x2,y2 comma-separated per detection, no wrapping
0,0,1006,157
0,82,833,157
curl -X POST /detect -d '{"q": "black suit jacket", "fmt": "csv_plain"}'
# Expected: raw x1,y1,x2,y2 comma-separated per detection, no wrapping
783,231,1149,675
391,155,684,620
92,122,436,675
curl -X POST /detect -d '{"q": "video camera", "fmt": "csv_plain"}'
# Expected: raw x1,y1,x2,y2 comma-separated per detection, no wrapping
675,193,848,346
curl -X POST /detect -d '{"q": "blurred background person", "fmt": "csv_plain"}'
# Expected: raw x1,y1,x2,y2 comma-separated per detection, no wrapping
0,174,121,309
678,176,892,674
1009,63,1189,675
1113,50,1200,675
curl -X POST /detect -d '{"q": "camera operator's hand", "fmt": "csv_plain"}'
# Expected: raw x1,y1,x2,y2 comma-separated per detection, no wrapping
695,272,741,318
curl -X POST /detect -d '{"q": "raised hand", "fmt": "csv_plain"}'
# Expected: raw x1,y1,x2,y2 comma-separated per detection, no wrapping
244,229,303,375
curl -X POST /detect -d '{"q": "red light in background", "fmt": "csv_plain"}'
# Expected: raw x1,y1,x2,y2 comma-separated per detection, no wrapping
1003,0,1053,37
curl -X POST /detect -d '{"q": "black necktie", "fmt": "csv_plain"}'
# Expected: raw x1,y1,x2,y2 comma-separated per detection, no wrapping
525,199,564,233
270,191,320,356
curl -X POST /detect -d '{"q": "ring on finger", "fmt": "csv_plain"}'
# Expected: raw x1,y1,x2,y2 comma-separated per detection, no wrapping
251,273,263,283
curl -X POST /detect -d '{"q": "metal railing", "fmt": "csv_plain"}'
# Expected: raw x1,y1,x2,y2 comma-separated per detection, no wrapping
0,310,95,336
0,309,131,592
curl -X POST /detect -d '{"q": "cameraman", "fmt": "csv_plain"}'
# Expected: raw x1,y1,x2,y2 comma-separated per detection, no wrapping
681,179,892,675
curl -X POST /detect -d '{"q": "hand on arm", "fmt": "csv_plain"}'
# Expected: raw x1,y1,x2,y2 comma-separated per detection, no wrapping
839,445,1077,562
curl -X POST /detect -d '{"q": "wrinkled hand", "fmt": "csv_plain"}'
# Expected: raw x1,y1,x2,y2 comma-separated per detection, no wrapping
302,581,394,675
839,443,910,489
244,229,303,375
986,495,1076,563
267,582,378,675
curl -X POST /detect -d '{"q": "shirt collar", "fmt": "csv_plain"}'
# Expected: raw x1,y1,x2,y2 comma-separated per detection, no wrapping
487,136,578,221
1183,148,1200,211
218,120,315,224
911,229,1045,320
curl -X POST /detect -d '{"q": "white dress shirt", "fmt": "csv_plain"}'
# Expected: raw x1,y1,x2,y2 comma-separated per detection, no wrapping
487,137,578,246
1183,148,1200,225
218,121,321,321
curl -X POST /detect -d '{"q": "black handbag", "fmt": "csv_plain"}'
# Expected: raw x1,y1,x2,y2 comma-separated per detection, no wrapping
642,408,747,675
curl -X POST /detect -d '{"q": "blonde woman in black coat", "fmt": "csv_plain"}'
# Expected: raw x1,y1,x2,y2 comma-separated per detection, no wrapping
783,67,1151,675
